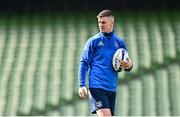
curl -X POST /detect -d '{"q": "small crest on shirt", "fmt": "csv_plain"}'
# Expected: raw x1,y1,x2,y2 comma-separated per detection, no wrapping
114,42,119,48
98,41,104,46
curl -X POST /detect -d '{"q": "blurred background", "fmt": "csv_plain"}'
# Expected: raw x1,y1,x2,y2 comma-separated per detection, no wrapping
0,0,179,116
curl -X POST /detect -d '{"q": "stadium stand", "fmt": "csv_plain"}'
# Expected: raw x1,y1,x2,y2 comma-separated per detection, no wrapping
0,11,179,116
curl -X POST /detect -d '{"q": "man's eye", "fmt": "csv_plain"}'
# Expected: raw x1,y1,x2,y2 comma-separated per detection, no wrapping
99,21,106,24
102,22,106,24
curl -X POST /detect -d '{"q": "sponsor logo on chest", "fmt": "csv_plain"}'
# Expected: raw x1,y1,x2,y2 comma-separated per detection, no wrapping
98,41,104,46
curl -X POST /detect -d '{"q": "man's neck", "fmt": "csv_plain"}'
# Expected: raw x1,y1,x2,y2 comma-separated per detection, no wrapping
101,31,114,38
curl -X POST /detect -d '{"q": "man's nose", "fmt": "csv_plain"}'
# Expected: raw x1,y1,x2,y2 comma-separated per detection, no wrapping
99,23,103,27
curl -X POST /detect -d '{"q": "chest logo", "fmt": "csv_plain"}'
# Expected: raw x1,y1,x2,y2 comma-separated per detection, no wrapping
114,42,119,48
98,41,104,46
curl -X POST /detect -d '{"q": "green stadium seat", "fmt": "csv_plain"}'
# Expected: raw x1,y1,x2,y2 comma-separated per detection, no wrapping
60,104,74,116
155,68,170,116
0,76,8,115
46,63,60,107
46,110,61,116
146,13,164,66
18,71,34,115
158,13,176,62
17,24,35,115
171,12,180,59
0,19,7,83
3,72,20,115
167,64,180,115
128,79,142,116
74,100,89,116
31,71,47,112
115,84,129,116
141,74,156,116
0,27,5,61
133,13,151,70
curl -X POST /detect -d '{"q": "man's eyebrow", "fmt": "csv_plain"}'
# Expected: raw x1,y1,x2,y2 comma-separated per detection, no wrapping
98,21,106,23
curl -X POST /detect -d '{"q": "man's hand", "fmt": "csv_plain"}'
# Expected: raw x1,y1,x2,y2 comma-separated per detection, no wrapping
78,87,88,98
120,58,133,70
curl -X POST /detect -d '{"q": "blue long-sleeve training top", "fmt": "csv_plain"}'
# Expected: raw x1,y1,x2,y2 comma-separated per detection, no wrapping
78,32,127,92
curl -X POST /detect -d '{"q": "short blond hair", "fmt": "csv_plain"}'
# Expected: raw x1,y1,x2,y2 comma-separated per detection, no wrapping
97,10,114,18
97,10,115,22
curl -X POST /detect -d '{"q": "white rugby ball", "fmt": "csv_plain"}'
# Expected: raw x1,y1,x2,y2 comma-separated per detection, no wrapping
112,48,129,72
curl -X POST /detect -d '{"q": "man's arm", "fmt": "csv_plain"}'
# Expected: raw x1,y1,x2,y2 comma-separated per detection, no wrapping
78,39,94,98
78,61,89,87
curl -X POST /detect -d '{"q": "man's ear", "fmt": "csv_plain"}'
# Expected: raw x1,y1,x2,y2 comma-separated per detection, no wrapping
111,20,114,27
111,18,114,25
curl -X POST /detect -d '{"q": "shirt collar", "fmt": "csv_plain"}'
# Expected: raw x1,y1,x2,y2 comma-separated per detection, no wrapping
101,31,114,38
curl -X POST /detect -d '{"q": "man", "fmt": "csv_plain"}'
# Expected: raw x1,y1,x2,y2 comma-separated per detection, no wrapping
78,10,133,116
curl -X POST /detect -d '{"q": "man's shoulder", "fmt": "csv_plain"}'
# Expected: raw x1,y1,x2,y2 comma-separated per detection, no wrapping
113,33,125,42
89,33,102,41
84,33,101,47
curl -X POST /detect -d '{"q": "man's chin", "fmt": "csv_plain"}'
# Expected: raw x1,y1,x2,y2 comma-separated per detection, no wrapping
100,30,105,33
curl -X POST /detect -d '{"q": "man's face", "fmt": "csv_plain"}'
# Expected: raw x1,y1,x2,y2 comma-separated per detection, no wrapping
98,16,114,33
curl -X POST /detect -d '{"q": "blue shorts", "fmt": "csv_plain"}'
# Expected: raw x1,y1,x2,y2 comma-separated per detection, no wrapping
88,88,116,115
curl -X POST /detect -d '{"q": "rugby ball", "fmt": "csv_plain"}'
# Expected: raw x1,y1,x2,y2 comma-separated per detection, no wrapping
112,48,129,72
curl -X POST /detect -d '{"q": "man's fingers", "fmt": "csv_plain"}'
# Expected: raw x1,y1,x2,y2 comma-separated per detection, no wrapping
120,61,130,69
78,87,88,98
79,92,85,98
78,89,84,97
120,61,128,67
120,60,133,69
78,90,83,97
82,88,88,98
83,88,88,95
